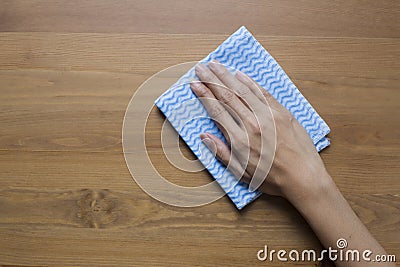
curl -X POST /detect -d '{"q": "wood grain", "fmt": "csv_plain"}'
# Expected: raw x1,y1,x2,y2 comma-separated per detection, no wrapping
0,188,398,266
0,0,399,38
0,1,399,266
0,33,399,78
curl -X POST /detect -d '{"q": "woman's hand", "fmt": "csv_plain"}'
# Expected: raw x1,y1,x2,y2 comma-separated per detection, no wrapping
190,61,330,201
190,61,395,267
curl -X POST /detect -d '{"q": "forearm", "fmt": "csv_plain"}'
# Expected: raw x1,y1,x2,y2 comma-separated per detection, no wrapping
287,172,395,267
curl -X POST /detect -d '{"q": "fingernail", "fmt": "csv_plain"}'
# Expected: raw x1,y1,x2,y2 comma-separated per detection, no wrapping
209,60,222,73
248,179,257,192
249,178,262,193
200,132,212,139
201,138,215,151
191,81,206,96
235,70,248,81
195,63,207,74
190,81,201,89
210,60,221,66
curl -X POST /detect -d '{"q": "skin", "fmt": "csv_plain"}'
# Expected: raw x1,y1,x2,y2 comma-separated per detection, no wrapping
190,61,396,267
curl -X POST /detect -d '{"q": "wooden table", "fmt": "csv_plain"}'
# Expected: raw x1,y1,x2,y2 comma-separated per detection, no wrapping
0,1,399,266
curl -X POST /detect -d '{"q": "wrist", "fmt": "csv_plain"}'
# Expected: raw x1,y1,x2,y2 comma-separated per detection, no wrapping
284,167,337,210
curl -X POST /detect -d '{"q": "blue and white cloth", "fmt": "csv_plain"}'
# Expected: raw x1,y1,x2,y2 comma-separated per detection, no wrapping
155,26,330,209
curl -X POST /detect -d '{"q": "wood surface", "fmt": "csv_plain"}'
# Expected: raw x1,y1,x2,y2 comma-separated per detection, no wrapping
0,1,399,266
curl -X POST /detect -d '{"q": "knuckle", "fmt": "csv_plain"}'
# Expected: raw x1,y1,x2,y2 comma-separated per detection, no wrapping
276,111,294,125
209,104,224,119
265,93,274,102
196,84,208,96
218,69,229,80
248,120,261,135
216,145,225,161
288,114,295,123
262,91,274,103
236,85,251,97
221,90,235,104
252,126,262,135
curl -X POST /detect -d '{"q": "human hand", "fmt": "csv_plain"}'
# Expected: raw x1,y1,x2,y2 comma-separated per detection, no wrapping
190,61,331,202
190,61,395,267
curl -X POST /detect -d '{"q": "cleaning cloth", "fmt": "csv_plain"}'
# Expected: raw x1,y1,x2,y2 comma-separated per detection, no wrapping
155,26,330,209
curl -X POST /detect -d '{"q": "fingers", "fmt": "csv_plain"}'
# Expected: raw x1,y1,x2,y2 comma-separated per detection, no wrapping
190,81,241,137
208,61,261,108
235,70,286,113
200,133,250,180
195,63,253,125
191,63,278,192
